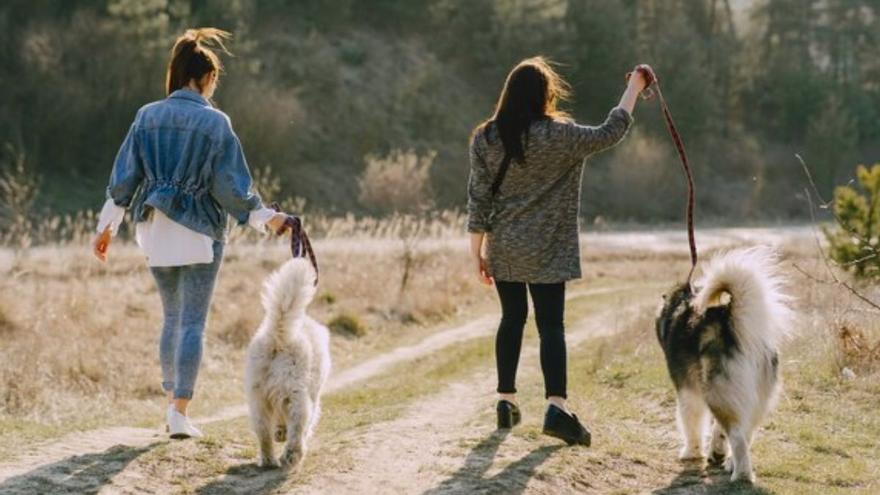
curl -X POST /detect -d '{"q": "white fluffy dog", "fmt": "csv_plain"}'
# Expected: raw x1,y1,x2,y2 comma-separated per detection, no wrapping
245,258,331,470
655,247,793,482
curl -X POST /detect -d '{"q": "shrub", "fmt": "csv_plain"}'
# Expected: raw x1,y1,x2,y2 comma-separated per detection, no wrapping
318,291,337,305
837,324,880,374
0,303,16,337
823,163,880,279
0,144,40,249
328,312,368,338
358,149,436,214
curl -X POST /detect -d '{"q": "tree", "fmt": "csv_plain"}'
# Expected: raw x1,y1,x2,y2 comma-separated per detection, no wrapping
824,164,880,280
805,96,858,195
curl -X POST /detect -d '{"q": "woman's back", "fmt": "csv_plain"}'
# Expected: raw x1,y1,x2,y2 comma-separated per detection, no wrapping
468,107,632,283
108,88,261,241
136,89,229,187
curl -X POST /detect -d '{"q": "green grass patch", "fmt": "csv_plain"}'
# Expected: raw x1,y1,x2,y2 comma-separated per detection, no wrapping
328,312,369,338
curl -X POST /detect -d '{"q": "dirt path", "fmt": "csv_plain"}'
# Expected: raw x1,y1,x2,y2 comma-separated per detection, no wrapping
284,301,650,494
0,285,645,490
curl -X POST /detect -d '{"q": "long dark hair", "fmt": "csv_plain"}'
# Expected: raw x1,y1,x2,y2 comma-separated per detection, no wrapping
165,28,231,96
474,57,571,162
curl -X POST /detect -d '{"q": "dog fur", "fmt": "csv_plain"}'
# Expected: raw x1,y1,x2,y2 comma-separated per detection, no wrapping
245,258,331,470
655,247,793,483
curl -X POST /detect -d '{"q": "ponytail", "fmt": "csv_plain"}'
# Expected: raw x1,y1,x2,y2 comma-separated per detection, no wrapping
165,28,231,96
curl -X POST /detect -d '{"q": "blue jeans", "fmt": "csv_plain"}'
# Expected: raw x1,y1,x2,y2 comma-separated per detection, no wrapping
150,241,223,400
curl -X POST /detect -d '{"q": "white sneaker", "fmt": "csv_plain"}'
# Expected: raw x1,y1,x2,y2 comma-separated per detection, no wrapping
167,405,203,439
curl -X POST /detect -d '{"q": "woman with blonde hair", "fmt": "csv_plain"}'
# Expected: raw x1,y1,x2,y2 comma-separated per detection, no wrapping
468,57,652,445
92,28,289,439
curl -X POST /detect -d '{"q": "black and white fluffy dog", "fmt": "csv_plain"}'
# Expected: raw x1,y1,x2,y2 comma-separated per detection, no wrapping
655,247,792,483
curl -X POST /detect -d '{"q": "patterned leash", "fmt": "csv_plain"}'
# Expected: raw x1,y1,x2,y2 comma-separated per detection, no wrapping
270,203,319,285
628,65,698,284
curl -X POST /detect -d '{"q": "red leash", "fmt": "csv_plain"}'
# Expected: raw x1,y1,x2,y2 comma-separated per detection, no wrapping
270,203,319,286
628,65,698,284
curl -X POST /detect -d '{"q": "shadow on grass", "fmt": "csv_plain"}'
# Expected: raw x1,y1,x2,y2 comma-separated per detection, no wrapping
653,460,774,495
423,429,563,495
195,462,287,495
0,443,159,495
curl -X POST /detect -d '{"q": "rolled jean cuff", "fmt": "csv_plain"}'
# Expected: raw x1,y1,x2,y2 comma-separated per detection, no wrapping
174,388,194,400
162,381,174,392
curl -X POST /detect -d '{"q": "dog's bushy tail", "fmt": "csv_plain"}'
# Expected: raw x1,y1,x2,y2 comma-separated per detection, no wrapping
261,258,317,342
693,247,793,354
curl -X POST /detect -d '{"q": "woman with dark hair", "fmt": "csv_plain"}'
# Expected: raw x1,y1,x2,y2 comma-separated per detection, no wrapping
468,57,651,445
91,28,290,439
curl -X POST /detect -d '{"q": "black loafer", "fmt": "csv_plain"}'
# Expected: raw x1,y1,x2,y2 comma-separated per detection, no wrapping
497,400,522,429
542,404,591,446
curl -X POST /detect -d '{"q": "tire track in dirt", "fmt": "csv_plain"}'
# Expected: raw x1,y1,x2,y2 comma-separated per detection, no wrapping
0,285,648,487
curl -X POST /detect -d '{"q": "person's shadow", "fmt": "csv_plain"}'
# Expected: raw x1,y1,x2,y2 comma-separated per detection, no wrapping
0,443,158,495
195,463,287,495
423,429,562,495
653,460,775,495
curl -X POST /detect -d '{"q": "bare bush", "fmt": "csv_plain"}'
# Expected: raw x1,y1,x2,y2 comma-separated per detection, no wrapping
358,149,436,214
0,144,40,249
837,324,880,374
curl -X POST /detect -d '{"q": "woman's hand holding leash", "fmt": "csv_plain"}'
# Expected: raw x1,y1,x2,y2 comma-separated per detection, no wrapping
619,63,655,114
92,226,112,262
266,212,288,232
269,203,320,285
626,64,657,95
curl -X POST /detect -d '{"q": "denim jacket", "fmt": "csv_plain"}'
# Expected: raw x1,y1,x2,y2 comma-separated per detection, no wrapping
106,88,262,242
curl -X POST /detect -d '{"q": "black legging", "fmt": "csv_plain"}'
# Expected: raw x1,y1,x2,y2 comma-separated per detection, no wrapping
494,281,566,399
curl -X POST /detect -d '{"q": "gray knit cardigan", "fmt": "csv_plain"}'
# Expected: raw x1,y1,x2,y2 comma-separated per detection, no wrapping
467,107,633,283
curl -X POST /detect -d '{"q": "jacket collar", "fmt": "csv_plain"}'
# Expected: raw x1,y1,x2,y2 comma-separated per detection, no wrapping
168,88,210,105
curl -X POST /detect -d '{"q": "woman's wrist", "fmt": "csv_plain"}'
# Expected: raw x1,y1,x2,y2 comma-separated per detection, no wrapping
627,77,646,93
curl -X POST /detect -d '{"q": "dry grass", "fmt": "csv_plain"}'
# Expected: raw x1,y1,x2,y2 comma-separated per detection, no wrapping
1,226,878,494
0,228,490,443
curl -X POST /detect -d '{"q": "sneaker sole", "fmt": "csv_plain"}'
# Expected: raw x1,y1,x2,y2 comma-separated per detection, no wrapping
169,432,192,440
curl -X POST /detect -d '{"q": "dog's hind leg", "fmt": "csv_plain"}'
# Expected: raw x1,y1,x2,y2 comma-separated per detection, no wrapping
676,387,708,460
728,423,755,483
708,418,728,465
305,397,321,441
253,414,277,468
280,391,312,471
274,405,287,443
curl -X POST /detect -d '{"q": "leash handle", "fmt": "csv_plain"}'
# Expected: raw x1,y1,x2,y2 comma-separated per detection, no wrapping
270,202,319,286
625,64,658,100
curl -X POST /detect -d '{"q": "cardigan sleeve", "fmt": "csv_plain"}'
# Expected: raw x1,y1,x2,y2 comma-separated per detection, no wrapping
563,107,634,160
467,136,494,233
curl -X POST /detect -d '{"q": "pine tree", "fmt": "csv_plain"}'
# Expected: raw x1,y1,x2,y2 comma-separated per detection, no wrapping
824,164,880,280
